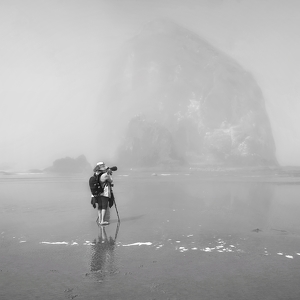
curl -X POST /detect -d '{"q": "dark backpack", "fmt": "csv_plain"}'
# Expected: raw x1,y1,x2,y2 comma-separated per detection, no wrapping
89,173,105,208
89,173,104,196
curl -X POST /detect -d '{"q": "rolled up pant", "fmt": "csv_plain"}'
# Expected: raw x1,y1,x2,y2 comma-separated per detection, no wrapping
96,196,109,210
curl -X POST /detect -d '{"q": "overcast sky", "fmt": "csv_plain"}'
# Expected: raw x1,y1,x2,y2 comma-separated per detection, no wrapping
1,0,300,170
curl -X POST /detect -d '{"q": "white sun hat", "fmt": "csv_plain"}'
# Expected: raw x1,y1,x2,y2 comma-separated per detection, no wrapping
93,161,107,172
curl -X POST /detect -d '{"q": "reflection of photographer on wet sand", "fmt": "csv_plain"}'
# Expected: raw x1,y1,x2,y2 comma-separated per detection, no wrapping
90,224,119,280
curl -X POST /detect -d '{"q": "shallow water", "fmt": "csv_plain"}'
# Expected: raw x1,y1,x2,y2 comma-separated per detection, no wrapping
1,169,300,299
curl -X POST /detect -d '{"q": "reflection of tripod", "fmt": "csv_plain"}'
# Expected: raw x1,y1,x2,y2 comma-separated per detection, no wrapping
98,220,120,244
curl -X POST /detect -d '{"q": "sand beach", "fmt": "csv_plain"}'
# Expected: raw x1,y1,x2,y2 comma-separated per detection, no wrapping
1,168,300,299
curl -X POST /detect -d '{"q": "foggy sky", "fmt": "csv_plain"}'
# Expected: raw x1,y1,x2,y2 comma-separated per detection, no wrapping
1,0,300,170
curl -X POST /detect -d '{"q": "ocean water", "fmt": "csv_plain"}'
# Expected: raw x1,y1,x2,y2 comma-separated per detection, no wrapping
1,168,300,300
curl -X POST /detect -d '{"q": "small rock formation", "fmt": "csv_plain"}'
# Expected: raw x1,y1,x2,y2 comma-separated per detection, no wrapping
44,155,92,173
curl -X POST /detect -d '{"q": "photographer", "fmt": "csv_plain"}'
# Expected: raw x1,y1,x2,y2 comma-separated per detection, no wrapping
92,162,114,226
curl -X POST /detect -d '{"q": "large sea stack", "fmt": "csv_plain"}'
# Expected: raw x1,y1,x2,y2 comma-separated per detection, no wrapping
104,19,277,167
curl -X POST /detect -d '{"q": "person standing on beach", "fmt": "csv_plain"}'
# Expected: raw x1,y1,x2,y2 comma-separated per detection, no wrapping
92,162,114,226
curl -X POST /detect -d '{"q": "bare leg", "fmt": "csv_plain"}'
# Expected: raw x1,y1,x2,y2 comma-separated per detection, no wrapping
100,209,106,224
99,198,109,225
97,209,102,224
104,207,110,222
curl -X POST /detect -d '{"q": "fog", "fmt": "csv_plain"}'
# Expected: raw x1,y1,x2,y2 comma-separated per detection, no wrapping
1,0,300,171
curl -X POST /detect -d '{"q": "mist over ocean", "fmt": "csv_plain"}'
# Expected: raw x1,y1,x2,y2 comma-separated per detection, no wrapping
1,167,300,299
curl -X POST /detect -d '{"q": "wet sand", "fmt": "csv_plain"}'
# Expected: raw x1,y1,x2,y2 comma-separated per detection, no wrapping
1,170,300,299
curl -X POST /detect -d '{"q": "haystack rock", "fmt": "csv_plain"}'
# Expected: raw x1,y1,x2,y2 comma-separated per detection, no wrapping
104,19,278,167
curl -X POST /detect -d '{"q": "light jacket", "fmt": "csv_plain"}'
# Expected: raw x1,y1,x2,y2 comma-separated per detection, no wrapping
100,172,113,198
